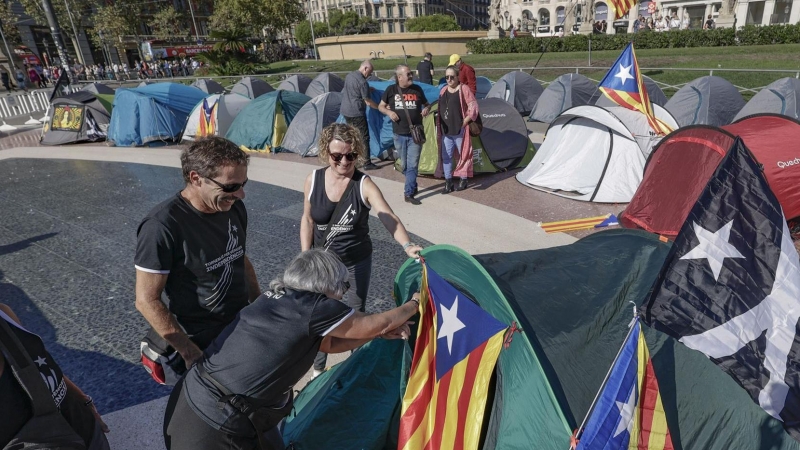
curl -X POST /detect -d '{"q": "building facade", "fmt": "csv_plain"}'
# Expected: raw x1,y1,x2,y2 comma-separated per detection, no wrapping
504,0,799,34
305,0,491,33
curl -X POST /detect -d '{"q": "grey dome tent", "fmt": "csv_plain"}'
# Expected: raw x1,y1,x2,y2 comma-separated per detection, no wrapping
81,82,115,95
42,91,112,145
183,94,251,141
191,78,225,94
278,74,312,94
665,76,745,127
528,73,597,123
733,77,800,121
486,71,544,116
278,92,342,156
231,76,273,99
304,73,344,98
591,75,668,108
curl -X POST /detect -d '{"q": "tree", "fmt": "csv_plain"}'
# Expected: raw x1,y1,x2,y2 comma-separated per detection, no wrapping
405,14,461,32
17,0,96,62
329,10,359,35
210,29,249,52
89,3,134,60
0,2,22,46
149,6,189,42
210,0,305,37
294,20,329,47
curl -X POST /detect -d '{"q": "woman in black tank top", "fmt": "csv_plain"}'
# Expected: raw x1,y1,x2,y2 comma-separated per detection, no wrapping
301,123,423,375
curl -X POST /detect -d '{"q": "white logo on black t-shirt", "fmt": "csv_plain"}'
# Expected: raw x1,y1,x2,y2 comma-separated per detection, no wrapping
324,205,356,248
204,220,244,310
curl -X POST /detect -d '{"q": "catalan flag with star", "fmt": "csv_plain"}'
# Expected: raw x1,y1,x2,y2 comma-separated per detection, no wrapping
598,43,672,136
574,317,674,450
398,263,508,450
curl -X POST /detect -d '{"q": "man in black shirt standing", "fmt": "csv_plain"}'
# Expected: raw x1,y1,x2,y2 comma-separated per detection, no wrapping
135,137,261,383
415,53,434,85
379,65,431,205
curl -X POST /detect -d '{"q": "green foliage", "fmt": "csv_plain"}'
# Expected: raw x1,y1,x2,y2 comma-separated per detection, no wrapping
325,10,379,35
466,25,800,54
405,14,460,32
210,29,250,52
149,6,189,42
294,21,330,47
0,2,21,45
210,0,305,36
90,4,135,57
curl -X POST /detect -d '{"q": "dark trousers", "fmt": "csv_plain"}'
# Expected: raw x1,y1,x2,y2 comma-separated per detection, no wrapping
344,115,371,159
164,379,285,450
313,254,372,371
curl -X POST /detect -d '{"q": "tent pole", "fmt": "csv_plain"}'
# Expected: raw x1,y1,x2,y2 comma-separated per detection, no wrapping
569,308,639,448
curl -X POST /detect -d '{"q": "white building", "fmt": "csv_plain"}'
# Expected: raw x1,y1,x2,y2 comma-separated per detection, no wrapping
504,0,800,34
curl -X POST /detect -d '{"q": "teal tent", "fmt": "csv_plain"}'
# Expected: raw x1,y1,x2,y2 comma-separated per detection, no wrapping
225,90,310,152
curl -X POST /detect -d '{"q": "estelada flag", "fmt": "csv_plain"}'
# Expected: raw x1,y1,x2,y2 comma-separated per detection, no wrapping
198,98,216,137
398,263,508,450
609,0,637,20
575,318,674,450
598,43,672,136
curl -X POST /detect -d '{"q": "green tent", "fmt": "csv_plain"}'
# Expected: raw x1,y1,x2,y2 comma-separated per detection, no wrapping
225,90,310,152
396,99,536,176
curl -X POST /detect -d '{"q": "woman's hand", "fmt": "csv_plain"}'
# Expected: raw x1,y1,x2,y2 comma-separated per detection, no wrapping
382,321,414,340
462,117,471,128
404,244,423,259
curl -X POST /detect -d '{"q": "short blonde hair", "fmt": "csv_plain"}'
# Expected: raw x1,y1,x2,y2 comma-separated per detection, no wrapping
317,123,368,168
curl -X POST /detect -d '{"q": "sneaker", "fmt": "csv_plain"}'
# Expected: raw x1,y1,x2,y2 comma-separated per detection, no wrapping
362,161,379,170
404,195,421,205
456,179,468,191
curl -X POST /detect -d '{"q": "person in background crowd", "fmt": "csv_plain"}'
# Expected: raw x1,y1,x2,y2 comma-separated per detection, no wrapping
1,68,14,93
448,54,476,96
601,20,607,32
509,25,516,39
670,13,681,30
646,17,655,30
14,67,27,92
42,66,50,85
27,66,41,89
0,303,110,449
415,52,434,85
634,16,644,32
341,60,380,170
122,63,130,80
379,65,431,205
438,65,479,193
163,249,419,450
682,14,691,29
704,14,715,29
301,123,423,377
135,137,261,385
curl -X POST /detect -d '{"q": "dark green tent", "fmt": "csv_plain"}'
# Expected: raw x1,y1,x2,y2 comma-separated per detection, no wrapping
225,90,310,152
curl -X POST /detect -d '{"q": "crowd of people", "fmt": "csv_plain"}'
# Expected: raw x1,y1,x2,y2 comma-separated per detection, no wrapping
633,12,713,32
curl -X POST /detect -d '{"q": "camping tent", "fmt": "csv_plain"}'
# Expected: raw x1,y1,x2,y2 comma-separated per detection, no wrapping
284,244,572,449
225,90,311,152
107,83,207,146
191,79,225,94
278,74,312,93
620,114,800,236
278,92,342,156
80,82,115,95
529,73,597,123
485,71,544,115
283,235,799,449
41,91,112,145
340,80,441,160
590,75,668,107
733,77,800,121
183,94,251,142
516,104,679,203
665,76,745,127
230,76,273,99
137,81,155,88
411,97,535,176
304,73,344,98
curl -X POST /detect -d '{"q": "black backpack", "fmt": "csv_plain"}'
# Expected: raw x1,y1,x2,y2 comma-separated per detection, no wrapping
0,317,87,450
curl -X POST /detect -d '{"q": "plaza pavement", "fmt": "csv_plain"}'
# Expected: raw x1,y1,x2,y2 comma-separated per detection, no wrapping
0,144,580,450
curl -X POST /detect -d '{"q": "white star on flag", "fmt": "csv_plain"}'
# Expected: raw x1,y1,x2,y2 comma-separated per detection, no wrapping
34,356,47,367
614,385,637,438
614,64,634,85
437,296,466,355
680,220,745,281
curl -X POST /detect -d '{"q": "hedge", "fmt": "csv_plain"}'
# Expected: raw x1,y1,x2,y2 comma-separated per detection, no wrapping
466,24,800,54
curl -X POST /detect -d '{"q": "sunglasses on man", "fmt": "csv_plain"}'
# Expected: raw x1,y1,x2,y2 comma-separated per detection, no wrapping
204,176,248,193
330,152,358,162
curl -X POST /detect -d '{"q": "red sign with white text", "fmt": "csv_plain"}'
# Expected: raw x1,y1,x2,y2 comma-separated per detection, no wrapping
164,45,214,57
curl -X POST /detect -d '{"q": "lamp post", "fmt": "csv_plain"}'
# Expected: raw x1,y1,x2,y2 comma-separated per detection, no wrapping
0,21,17,70
187,0,200,42
307,0,318,59
445,8,458,23
62,0,85,64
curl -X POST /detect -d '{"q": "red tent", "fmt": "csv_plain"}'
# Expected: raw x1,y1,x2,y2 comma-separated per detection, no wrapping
620,114,800,237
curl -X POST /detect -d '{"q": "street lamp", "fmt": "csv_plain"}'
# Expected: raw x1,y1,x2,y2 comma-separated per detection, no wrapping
307,0,318,59
445,8,458,23
187,0,200,42
62,0,86,64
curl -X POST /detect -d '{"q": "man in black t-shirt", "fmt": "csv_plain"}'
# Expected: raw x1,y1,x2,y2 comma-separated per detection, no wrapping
134,137,261,382
378,64,431,205
415,53,434,85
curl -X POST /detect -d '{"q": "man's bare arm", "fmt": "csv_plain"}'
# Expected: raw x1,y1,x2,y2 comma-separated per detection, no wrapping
135,270,202,366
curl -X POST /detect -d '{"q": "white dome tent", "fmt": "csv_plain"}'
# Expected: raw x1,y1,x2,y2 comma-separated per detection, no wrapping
516,104,679,203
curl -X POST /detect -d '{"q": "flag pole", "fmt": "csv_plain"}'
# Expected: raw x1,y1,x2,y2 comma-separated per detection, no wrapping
569,304,639,449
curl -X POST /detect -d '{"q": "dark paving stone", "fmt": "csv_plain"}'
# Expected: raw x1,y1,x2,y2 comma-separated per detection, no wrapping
0,158,429,414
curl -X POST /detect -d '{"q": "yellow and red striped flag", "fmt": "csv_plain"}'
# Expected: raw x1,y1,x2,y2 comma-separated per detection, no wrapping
598,43,672,136
198,98,217,137
398,263,508,450
609,0,637,20
574,318,674,450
